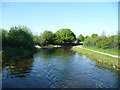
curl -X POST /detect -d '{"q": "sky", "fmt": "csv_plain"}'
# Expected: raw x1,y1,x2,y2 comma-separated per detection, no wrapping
1,2,118,37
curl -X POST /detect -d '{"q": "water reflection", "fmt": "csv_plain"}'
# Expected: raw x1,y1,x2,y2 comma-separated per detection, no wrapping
2,48,119,88
2,58,34,78
35,48,75,59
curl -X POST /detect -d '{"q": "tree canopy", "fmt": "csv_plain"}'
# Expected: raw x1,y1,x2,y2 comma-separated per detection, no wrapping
1,25,119,49
91,34,98,38
42,30,54,45
84,34,119,49
77,34,84,42
54,29,76,45
2,26,35,49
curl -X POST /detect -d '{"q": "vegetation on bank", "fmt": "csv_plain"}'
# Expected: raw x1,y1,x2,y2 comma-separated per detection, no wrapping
72,46,119,70
79,32,119,50
1,26,77,60
82,46,118,56
34,29,76,46
1,25,77,48
1,26,36,60
1,26,35,49
1,25,119,68
76,33,119,68
1,25,119,49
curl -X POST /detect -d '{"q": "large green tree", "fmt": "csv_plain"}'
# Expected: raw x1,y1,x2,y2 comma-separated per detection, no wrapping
7,26,34,49
55,29,76,45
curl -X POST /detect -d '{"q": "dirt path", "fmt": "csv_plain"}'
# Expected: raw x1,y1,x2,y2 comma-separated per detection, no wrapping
75,46,120,59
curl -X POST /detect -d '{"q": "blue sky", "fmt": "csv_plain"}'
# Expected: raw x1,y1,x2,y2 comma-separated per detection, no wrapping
2,2,118,37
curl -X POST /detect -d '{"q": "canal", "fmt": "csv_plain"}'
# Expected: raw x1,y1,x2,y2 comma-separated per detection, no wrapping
2,48,119,88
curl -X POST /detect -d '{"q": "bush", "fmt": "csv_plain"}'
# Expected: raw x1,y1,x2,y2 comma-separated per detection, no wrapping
84,35,119,49
2,26,35,49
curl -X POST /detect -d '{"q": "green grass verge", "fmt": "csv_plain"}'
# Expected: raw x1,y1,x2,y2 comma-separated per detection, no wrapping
82,45,119,56
72,46,119,70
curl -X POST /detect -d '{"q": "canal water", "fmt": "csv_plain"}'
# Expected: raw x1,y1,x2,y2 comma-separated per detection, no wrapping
2,48,119,88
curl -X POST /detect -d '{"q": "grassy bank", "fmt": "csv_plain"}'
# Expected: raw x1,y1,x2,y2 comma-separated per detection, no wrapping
72,46,119,70
82,46,119,56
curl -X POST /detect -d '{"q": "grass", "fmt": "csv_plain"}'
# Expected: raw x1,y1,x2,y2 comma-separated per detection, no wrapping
72,46,119,70
82,45,119,56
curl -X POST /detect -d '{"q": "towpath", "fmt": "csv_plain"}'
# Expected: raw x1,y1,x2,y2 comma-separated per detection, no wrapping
75,46,120,58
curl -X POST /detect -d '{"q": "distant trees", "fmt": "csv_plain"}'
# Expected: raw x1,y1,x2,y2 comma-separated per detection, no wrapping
85,36,90,39
77,34,84,42
33,29,76,46
84,33,119,49
33,30,54,46
1,26,119,49
42,30,54,45
91,34,98,38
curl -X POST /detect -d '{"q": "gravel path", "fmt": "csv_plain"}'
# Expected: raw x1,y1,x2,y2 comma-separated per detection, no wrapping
75,46,120,59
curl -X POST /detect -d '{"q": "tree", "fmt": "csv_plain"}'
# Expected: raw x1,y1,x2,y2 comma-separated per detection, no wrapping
91,34,98,38
42,30,54,45
55,29,76,45
85,36,89,39
1,29,8,47
7,26,34,49
84,37,97,46
77,34,84,42
96,36,110,49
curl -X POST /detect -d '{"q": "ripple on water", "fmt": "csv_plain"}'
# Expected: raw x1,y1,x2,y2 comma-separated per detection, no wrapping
2,48,119,88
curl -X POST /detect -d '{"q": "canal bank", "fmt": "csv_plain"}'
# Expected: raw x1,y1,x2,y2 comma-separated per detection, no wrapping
72,46,119,70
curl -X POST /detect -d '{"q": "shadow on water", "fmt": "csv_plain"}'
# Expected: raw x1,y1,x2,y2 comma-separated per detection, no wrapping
2,48,35,79
2,58,34,78
6,59,33,75
35,48,75,59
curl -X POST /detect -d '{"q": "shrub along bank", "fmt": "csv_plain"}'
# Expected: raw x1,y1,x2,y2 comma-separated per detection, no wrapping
83,34,119,49
1,26,36,60
1,25,119,65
